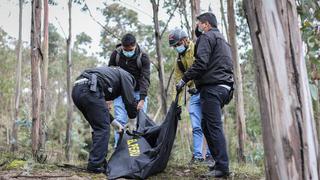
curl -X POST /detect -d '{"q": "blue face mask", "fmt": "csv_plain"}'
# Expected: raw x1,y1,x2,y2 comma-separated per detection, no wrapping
175,44,186,54
123,49,135,57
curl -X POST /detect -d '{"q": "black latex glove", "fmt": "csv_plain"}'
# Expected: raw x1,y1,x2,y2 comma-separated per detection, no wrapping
176,105,182,120
109,113,114,122
176,79,186,94
188,88,199,95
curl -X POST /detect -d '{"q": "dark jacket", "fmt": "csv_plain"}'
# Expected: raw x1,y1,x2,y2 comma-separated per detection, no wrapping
80,66,137,118
108,45,150,100
182,28,234,88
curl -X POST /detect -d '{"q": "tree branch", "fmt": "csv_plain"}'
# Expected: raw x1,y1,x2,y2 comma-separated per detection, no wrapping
83,2,121,41
160,0,180,38
12,174,73,179
165,67,175,98
54,16,67,39
181,1,191,39
150,59,159,70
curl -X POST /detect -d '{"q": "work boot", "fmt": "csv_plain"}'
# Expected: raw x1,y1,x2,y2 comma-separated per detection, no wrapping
204,155,215,168
87,160,107,174
188,156,204,165
87,166,105,173
201,169,230,178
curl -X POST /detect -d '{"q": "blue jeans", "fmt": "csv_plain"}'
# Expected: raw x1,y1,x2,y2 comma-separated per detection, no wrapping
113,91,148,146
189,93,211,158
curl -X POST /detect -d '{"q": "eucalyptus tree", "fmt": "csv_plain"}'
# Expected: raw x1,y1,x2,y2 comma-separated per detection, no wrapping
244,0,319,179
30,0,42,158
12,0,24,152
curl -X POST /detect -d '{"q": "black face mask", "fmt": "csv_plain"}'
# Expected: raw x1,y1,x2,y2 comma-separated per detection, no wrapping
195,25,202,38
184,45,189,51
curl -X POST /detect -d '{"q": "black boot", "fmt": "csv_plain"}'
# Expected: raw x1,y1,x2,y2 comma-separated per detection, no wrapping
201,169,230,178
87,159,107,174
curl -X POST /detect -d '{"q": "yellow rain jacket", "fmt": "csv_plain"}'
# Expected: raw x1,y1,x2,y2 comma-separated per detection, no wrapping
173,41,196,106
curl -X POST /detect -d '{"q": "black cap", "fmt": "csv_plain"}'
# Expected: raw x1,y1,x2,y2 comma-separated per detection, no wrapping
196,12,217,28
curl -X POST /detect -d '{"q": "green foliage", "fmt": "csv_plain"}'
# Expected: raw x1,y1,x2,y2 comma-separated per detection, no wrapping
74,32,92,54
297,0,320,101
0,28,16,97
5,160,26,170
48,23,64,59
310,83,319,100
99,3,141,58
230,162,264,178
297,1,320,141
236,0,252,58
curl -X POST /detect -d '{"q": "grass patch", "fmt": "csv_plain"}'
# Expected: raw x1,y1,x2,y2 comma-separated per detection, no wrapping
230,162,264,179
4,160,26,170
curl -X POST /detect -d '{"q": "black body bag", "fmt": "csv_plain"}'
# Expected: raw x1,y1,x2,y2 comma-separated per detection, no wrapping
107,97,180,179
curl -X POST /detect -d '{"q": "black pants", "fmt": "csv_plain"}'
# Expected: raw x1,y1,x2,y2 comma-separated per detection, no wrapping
200,85,229,172
72,84,110,167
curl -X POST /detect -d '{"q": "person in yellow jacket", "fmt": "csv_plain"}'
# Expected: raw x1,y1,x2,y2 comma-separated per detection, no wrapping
169,28,213,164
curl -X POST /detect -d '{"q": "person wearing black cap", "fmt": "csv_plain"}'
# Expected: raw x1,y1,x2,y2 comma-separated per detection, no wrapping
168,28,213,165
72,66,138,173
176,12,234,178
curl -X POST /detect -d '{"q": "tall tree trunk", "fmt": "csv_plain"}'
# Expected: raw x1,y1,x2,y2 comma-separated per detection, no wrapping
190,0,200,41
11,0,23,152
151,0,167,115
310,64,320,146
181,0,192,38
219,0,231,158
39,0,49,154
243,0,319,179
313,96,320,145
220,0,229,41
30,0,42,158
227,0,246,163
65,0,73,161
318,83,320,144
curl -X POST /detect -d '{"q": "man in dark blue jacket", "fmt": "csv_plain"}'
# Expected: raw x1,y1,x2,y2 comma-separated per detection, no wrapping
176,12,234,178
72,66,137,173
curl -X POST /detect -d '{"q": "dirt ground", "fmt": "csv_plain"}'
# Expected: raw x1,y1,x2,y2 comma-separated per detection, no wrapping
0,151,264,180
0,162,263,180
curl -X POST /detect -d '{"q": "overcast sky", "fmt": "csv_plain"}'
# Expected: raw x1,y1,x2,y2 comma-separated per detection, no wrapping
0,0,221,60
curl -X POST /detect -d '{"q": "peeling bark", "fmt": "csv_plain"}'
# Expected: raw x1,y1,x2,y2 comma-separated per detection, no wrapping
39,0,49,154
243,0,319,179
31,0,42,157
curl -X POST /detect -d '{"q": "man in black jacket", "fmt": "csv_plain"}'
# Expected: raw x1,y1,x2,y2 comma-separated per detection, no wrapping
108,33,150,145
72,66,137,173
176,12,234,178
